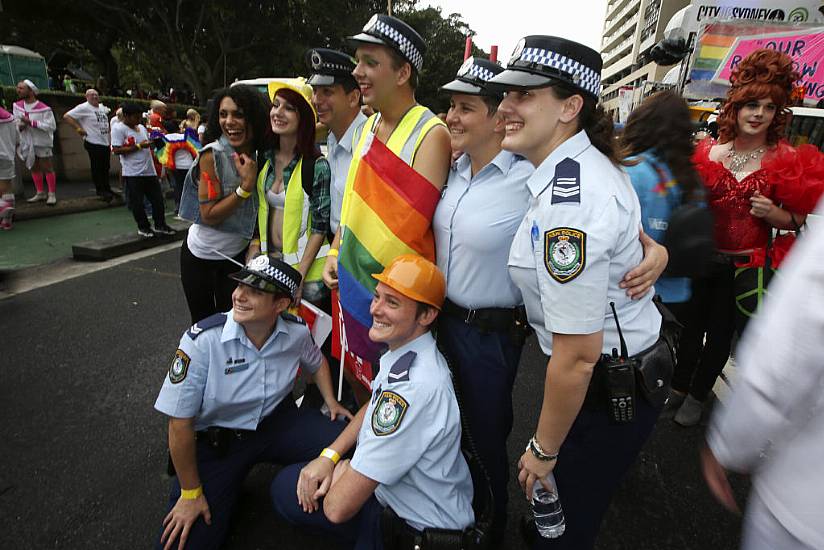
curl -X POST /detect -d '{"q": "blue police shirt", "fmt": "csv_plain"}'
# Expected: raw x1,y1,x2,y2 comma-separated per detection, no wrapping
349,332,475,532
508,131,661,356
328,112,368,234
154,312,323,431
622,151,691,303
433,150,533,309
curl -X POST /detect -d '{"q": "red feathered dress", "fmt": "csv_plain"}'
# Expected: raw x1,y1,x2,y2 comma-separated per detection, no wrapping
692,139,824,268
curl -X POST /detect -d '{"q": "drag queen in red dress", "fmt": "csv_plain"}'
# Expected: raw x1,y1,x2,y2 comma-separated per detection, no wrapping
668,48,824,426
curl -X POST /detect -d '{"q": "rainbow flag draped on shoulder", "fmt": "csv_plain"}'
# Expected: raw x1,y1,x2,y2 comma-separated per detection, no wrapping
336,130,440,366
150,128,201,170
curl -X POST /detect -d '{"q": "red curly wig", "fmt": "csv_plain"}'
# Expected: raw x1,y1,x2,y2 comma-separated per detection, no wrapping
717,48,800,145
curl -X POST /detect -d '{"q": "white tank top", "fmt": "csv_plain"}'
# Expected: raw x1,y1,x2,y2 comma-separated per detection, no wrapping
266,188,286,209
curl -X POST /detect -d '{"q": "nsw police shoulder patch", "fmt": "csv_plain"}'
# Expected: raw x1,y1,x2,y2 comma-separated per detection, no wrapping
544,227,586,283
169,349,191,384
371,391,409,436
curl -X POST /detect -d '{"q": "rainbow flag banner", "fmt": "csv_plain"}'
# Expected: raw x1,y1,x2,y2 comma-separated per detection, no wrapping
337,132,439,367
151,128,201,170
685,21,817,100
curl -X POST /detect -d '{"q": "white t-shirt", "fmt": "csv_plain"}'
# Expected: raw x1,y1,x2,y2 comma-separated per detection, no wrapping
65,101,111,146
186,223,249,260
110,123,156,177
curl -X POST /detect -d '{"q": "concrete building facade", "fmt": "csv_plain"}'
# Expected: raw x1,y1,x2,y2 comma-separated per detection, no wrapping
599,0,689,117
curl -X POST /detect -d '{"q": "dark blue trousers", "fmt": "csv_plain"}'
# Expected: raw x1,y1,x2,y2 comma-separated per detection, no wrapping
271,462,385,550
532,397,662,549
437,314,523,538
155,402,345,550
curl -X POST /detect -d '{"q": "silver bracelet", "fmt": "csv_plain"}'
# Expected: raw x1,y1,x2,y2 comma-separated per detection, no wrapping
527,436,558,462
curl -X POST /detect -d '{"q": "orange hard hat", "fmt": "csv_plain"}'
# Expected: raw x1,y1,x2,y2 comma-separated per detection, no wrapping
372,254,446,310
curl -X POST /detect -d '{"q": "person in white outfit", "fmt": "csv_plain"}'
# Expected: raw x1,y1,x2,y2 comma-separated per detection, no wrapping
702,198,824,550
13,80,58,205
0,105,20,229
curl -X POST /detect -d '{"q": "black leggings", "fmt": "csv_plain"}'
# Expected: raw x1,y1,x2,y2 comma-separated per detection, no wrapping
670,261,736,401
180,239,247,324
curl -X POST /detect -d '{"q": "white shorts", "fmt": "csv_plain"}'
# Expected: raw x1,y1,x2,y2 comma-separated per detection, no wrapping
34,146,53,158
0,159,14,180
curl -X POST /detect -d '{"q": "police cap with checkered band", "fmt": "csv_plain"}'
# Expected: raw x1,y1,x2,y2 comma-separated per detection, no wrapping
487,35,603,100
229,256,302,298
305,48,358,88
348,14,426,73
439,57,504,99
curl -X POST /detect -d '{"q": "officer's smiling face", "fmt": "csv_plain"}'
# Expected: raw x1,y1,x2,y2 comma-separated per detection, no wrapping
352,44,401,108
232,284,288,325
312,85,358,130
498,86,575,165
446,94,501,156
369,283,426,350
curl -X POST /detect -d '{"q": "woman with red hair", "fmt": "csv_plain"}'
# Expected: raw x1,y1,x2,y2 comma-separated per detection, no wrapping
249,79,332,308
670,48,824,426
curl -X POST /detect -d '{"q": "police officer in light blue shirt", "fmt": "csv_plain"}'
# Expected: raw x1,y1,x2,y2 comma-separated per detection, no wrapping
432,56,533,542
489,35,672,549
306,48,368,240
154,255,351,550
271,255,475,549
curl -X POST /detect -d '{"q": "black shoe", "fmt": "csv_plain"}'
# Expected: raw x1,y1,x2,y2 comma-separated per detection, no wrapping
137,228,155,238
153,224,175,236
99,192,114,203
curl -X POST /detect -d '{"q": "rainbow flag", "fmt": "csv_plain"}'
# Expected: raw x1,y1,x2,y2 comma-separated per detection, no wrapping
151,128,201,170
337,132,439,364
689,21,798,82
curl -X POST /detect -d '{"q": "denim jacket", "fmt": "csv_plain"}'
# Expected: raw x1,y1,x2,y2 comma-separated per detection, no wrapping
178,135,258,239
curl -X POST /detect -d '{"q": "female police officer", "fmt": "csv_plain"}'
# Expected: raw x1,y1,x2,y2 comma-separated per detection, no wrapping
433,56,534,542
488,36,673,548
154,256,351,550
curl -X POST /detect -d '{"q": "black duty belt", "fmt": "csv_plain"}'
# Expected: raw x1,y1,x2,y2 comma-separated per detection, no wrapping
442,298,527,334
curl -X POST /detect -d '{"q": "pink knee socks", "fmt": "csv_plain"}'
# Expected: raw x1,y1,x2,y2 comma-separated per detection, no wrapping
32,172,44,193
46,172,56,193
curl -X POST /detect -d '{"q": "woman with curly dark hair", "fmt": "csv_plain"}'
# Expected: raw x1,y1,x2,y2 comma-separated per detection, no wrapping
669,49,824,426
178,84,272,324
620,90,703,310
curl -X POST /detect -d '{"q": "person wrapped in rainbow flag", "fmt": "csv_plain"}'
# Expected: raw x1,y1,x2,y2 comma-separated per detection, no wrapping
151,127,201,215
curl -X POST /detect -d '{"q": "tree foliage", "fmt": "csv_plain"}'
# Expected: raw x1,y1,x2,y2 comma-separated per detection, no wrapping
1,0,487,108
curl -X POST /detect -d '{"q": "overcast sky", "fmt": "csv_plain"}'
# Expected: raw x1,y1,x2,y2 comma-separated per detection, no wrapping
425,0,610,60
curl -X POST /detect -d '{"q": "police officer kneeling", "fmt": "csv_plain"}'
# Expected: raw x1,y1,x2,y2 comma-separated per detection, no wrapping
154,256,351,550
271,254,475,549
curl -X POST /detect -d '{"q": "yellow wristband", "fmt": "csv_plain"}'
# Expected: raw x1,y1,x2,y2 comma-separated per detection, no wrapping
180,486,203,500
235,186,252,199
320,448,341,464
327,248,339,257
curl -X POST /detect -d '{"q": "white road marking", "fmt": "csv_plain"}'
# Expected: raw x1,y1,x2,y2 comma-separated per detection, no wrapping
0,242,182,299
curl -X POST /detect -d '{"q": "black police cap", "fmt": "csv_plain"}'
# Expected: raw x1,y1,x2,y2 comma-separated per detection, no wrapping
348,14,426,72
440,57,505,99
487,35,603,99
229,256,302,298
305,48,358,88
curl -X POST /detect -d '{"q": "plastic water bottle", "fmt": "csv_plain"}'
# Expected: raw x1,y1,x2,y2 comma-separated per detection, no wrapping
532,473,565,538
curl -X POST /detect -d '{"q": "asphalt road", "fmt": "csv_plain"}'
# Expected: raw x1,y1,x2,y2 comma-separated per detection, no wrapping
0,248,747,549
